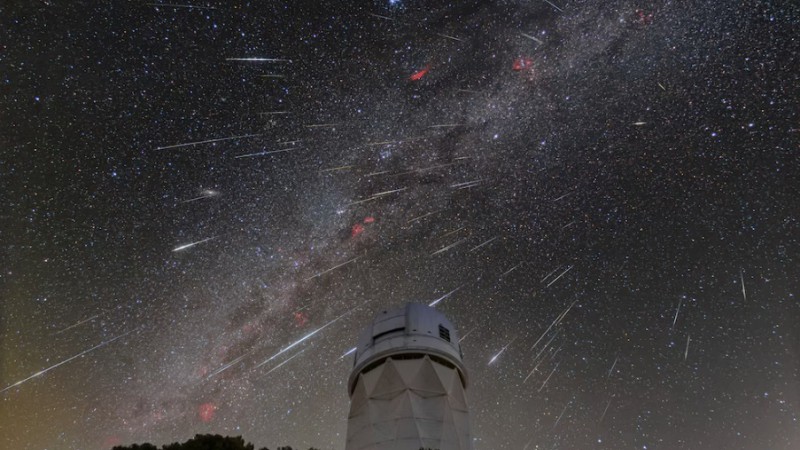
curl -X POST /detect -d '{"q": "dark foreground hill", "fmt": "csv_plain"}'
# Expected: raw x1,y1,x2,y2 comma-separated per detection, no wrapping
111,433,320,450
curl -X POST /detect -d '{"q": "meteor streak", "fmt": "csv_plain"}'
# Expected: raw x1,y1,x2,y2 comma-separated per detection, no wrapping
540,265,561,282
305,256,360,281
531,331,559,364
538,362,559,392
407,210,442,224
156,133,262,150
366,140,402,146
599,399,612,423
520,32,544,45
340,347,357,359
365,136,422,147
500,263,522,277
671,299,682,331
391,162,458,177
2,330,132,394
226,57,291,62
346,188,407,206
206,353,249,380
253,308,355,369
428,284,464,307
262,349,306,377
172,236,215,252
319,165,355,173
607,355,618,378
545,264,573,287
234,147,299,159
305,123,341,128
54,314,100,335
470,236,499,252
368,13,395,21
740,269,747,302
439,227,465,239
522,342,554,384
542,0,564,12
450,179,484,189
530,300,576,351
430,238,467,256
436,33,464,42
489,338,516,365
180,189,219,203
458,325,479,343
553,402,569,428
146,3,217,9
522,359,542,383
428,123,465,128
684,334,691,360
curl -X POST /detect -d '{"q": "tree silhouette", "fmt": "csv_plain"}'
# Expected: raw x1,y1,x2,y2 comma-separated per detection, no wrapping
112,434,326,450
115,445,157,450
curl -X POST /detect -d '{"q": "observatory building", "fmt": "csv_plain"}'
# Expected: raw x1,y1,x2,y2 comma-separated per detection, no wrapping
345,303,472,450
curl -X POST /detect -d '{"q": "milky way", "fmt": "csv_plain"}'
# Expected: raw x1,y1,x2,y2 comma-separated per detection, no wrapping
2,1,798,449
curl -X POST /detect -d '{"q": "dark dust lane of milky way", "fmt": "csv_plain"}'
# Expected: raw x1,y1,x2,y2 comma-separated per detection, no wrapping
1,1,798,449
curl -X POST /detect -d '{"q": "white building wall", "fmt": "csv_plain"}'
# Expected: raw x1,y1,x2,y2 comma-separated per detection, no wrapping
345,304,472,450
347,356,470,450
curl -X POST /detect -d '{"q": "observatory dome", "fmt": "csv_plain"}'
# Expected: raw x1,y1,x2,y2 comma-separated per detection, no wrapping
345,303,472,450
348,303,467,395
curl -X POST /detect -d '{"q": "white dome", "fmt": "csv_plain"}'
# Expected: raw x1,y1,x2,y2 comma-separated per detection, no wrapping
348,303,467,395
345,303,473,450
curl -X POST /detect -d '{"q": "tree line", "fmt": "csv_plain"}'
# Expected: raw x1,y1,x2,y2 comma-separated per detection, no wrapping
112,433,440,450
111,433,320,450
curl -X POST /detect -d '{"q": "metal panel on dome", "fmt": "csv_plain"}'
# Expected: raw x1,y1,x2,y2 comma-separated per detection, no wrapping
345,303,472,450
349,304,468,395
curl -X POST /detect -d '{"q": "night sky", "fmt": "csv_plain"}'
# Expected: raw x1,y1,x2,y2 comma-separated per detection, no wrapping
2,1,798,449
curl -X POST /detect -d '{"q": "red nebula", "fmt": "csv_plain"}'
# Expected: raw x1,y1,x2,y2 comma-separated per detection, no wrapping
363,216,375,224
242,320,261,335
215,345,229,358
512,57,534,71
198,402,217,423
634,9,654,25
293,311,309,327
409,65,430,81
351,222,365,237
102,436,122,448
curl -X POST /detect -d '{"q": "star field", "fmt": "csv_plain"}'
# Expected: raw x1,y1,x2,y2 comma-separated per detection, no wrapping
1,1,798,449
